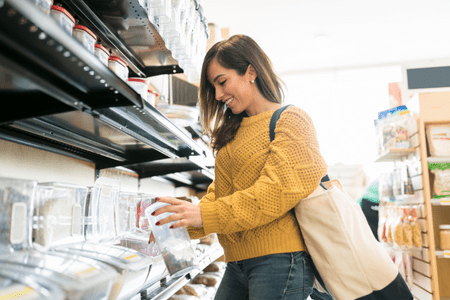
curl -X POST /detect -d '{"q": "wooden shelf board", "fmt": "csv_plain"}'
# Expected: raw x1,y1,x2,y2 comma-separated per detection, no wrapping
375,148,416,162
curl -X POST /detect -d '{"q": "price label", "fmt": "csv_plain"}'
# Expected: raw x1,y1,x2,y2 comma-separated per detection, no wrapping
0,285,40,300
440,198,450,205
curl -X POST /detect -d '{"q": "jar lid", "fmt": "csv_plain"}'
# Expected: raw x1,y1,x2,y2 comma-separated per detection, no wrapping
148,89,159,96
51,5,75,24
73,24,97,41
94,44,109,55
108,55,128,68
440,225,450,230
128,78,147,84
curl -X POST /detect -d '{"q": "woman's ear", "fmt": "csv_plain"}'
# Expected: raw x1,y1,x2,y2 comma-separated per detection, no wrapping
246,64,257,82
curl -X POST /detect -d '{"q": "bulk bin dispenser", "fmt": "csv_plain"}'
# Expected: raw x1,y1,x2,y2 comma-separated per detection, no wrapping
34,180,154,300
146,201,199,277
0,177,118,300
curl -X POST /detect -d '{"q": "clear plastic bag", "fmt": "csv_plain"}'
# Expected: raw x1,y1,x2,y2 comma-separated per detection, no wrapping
426,124,450,157
429,163,450,196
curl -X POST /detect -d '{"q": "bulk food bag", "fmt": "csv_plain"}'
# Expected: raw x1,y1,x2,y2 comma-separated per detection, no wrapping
426,124,450,157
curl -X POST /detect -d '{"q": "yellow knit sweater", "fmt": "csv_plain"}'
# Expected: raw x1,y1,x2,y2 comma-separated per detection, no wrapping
188,106,328,262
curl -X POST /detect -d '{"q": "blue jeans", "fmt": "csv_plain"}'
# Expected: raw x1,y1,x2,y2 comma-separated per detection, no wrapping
214,251,315,300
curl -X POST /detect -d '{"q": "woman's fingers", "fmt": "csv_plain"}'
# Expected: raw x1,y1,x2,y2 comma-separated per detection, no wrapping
151,197,203,228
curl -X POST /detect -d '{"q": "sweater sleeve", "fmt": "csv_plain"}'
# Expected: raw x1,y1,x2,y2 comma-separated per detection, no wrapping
187,181,216,239
201,107,328,235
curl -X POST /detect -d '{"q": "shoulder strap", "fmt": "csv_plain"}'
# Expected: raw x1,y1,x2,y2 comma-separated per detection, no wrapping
269,105,292,142
269,104,329,190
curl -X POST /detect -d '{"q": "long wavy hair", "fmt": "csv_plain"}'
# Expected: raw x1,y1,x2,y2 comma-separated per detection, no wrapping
199,34,285,154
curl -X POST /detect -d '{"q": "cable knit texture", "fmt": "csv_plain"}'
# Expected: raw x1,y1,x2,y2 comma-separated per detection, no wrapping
188,106,328,262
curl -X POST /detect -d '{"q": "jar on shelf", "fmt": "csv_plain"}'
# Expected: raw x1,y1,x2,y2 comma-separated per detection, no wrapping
108,56,128,81
440,225,450,250
127,78,148,100
32,0,53,15
94,44,109,66
72,24,97,54
50,5,75,35
147,89,158,106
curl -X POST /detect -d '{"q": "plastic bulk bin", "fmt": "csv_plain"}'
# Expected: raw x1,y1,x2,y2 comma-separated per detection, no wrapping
72,24,97,54
145,202,198,277
0,250,118,300
117,191,139,237
127,78,148,101
157,104,199,128
94,44,109,66
31,0,53,15
147,0,172,27
0,265,65,300
108,56,129,81
0,177,37,253
52,242,152,300
85,177,120,243
32,182,88,249
50,5,75,35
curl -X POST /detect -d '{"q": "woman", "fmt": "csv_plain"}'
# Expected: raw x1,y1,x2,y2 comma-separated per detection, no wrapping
151,34,328,300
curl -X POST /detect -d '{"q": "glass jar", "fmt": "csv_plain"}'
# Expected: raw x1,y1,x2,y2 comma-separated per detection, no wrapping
50,5,75,35
108,56,128,81
94,44,109,66
72,24,97,54
439,225,450,250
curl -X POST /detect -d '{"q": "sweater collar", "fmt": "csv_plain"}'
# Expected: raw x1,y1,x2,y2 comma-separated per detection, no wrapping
240,109,276,127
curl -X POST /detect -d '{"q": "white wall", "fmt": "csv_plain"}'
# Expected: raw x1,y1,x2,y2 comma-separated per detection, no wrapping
282,65,402,182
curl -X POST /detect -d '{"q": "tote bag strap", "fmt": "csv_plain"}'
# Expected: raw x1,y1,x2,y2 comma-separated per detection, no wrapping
269,104,330,292
269,105,328,190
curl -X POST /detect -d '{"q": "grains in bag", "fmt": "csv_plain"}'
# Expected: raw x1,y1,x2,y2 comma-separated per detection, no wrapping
412,221,422,248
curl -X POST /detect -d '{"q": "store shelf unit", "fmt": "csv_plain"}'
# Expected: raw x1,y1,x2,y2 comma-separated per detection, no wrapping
141,243,224,300
0,0,214,190
415,91,450,300
375,110,436,300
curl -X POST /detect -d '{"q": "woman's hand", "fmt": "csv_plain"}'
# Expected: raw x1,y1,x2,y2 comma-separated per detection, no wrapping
152,197,203,229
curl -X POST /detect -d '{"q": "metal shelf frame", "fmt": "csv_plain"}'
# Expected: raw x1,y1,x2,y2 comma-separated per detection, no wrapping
0,0,214,189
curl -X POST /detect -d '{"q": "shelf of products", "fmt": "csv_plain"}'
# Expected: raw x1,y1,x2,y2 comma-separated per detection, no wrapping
0,0,214,189
374,101,443,300
415,92,450,300
142,243,224,300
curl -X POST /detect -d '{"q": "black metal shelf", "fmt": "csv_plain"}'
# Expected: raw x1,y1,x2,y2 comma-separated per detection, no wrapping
0,0,214,189
60,0,185,77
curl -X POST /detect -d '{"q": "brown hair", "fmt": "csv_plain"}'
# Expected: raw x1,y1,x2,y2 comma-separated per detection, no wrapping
199,34,285,154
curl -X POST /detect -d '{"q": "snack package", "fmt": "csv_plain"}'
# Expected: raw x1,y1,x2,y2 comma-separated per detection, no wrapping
394,250,406,280
191,273,223,289
385,206,396,246
392,209,404,249
403,251,413,290
426,124,450,157
203,261,226,273
402,208,413,249
429,163,450,197
169,295,200,300
175,283,208,298
377,205,388,244
375,110,413,155
411,208,422,248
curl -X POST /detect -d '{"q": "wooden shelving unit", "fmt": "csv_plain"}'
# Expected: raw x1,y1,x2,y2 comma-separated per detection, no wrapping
375,148,417,162
415,91,450,300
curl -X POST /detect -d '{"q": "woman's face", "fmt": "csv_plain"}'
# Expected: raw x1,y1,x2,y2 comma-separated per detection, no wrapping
207,59,255,115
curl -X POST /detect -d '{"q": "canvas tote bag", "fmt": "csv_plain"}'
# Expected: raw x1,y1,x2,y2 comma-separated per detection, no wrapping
270,105,413,300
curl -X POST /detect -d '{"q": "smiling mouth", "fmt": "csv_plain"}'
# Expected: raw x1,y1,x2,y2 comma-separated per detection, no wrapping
225,97,234,105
